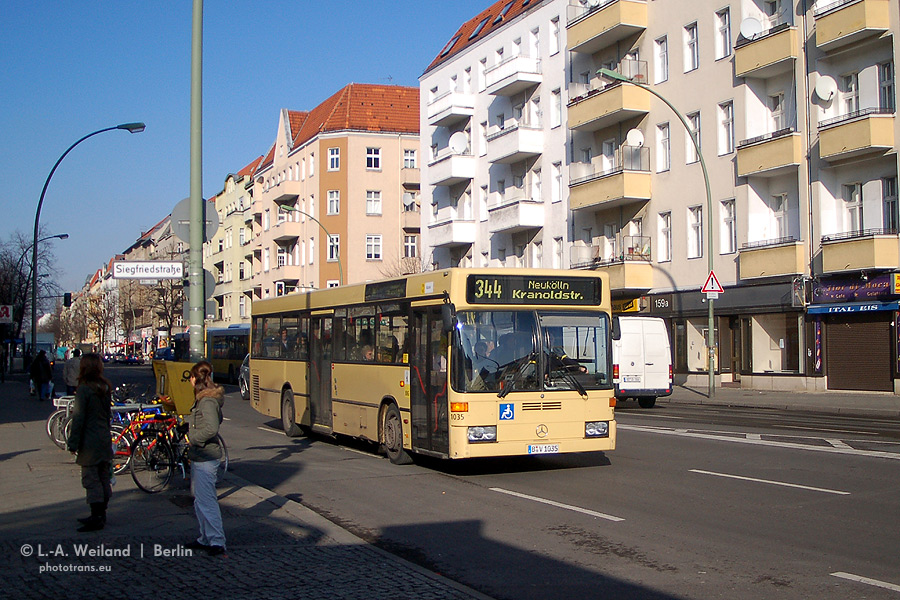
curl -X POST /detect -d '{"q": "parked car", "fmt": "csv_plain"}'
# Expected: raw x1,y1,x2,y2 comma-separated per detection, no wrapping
239,353,250,401
153,347,175,361
123,354,144,365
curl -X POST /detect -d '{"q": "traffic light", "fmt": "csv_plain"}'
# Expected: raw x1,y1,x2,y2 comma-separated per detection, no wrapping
63,292,72,307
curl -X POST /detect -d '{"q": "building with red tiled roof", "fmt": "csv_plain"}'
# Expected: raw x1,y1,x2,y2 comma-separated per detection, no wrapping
251,83,420,297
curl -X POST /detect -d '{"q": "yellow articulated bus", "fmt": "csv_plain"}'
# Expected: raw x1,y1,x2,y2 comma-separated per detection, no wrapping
249,268,617,464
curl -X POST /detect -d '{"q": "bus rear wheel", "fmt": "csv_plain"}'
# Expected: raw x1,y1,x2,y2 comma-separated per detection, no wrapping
282,390,301,437
382,404,412,465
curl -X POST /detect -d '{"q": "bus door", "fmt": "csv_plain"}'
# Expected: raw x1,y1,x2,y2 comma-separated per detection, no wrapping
409,307,449,456
308,316,333,432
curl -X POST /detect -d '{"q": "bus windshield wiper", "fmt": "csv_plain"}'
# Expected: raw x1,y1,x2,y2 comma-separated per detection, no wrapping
547,351,588,398
498,352,534,398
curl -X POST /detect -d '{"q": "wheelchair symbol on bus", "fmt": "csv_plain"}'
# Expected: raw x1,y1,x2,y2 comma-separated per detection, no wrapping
499,403,514,421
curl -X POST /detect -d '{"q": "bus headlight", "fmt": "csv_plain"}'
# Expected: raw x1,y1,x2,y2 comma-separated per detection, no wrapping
468,426,497,443
585,421,609,438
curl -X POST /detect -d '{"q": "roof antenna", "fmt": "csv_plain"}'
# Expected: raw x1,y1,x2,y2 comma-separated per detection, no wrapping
383,75,394,83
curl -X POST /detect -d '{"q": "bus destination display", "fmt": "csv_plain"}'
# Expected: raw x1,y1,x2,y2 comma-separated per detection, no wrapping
466,275,600,305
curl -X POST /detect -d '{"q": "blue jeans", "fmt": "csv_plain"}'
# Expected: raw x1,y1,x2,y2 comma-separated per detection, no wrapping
190,459,225,547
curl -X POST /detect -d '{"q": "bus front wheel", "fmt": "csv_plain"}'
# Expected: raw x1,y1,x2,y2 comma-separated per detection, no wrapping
282,390,302,437
382,404,412,465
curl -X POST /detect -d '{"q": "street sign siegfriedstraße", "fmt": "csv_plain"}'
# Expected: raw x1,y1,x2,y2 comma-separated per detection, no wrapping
113,261,183,280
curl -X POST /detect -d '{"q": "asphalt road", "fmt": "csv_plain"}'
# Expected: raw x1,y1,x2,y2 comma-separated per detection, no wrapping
112,364,900,599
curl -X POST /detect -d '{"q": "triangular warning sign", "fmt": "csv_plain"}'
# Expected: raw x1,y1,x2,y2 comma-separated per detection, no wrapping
701,271,724,294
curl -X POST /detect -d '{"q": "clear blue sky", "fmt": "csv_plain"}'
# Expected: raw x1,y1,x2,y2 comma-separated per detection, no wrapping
0,1,485,294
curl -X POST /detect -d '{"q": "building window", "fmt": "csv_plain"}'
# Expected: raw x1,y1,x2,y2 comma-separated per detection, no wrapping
715,8,731,60
327,234,340,262
263,209,270,231
771,194,788,238
686,112,701,164
654,36,668,83
552,162,562,204
769,92,785,131
721,199,736,254
553,237,563,269
366,235,383,260
658,212,672,262
657,123,671,172
551,17,560,55
404,235,418,258
718,101,734,155
366,190,382,215
277,247,287,267
328,147,340,171
366,147,381,170
239,296,247,318
684,22,699,72
551,88,562,128
403,149,417,169
841,73,859,114
239,261,245,280
688,206,703,259
880,62,895,111
263,248,270,272
842,183,863,233
239,227,246,246
327,190,340,215
883,177,898,231
309,238,314,264
309,152,315,177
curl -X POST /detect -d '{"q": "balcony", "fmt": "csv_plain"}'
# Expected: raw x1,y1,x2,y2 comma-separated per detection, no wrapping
428,218,476,248
401,208,420,232
739,238,805,279
428,151,476,186
734,23,798,78
814,0,890,52
485,124,543,164
401,168,419,190
736,129,803,177
570,237,653,294
568,62,649,132
568,146,651,211
566,0,648,56
488,197,545,234
426,91,475,128
820,229,900,273
485,55,542,96
818,108,895,161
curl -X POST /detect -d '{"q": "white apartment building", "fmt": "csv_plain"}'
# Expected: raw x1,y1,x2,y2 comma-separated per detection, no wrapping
423,0,900,394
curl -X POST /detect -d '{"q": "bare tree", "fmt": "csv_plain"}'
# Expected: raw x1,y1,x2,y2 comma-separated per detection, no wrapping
149,279,185,336
0,230,64,339
85,289,118,352
378,256,426,279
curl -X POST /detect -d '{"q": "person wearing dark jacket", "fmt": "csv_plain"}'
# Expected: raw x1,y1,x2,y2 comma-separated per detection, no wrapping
65,353,113,532
30,350,52,400
184,360,226,556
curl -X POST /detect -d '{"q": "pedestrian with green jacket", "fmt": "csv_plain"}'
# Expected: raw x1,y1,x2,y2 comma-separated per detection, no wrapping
65,353,113,532
184,360,226,556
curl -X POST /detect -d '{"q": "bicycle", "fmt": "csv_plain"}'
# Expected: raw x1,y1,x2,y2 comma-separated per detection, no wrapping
129,416,228,493
46,397,75,450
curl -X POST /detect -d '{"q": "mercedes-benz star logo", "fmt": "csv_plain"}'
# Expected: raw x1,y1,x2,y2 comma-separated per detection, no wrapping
536,424,549,438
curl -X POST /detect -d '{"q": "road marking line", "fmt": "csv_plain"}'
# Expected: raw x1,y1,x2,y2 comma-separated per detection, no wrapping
826,438,852,449
257,426,285,436
490,487,624,522
831,572,900,593
746,433,761,440
619,424,900,460
689,469,850,495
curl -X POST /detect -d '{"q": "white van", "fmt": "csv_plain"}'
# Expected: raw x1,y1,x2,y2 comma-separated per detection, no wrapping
613,316,672,408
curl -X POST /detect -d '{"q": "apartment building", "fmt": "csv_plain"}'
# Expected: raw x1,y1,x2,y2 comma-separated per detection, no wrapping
205,156,263,327
422,0,899,393
250,83,420,297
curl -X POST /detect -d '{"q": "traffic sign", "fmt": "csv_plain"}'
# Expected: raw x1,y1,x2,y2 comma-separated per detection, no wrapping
701,271,724,294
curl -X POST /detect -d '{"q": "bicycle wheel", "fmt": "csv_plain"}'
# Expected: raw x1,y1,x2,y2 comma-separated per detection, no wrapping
47,409,67,449
111,424,134,475
215,434,228,482
130,433,175,493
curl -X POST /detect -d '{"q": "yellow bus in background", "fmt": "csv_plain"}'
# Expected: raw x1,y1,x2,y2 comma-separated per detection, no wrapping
206,324,250,384
250,268,617,464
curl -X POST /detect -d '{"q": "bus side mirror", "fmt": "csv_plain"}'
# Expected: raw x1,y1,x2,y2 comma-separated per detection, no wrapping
611,316,621,341
441,303,456,333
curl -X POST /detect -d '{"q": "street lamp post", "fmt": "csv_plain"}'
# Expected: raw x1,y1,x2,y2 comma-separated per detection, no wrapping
597,69,716,398
277,205,344,287
31,123,145,353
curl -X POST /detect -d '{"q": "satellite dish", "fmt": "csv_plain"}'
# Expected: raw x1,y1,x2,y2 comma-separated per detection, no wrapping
403,192,416,207
625,128,644,147
586,0,601,7
448,131,468,155
739,17,763,39
814,76,837,101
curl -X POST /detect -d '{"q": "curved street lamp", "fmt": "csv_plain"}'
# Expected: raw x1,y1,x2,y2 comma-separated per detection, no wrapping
597,69,715,398
277,204,344,287
31,123,145,352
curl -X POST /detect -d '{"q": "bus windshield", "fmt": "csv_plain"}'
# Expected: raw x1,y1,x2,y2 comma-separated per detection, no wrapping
452,310,612,393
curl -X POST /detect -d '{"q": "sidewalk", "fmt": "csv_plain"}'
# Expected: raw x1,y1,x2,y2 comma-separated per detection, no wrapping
659,382,900,419
0,373,491,600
